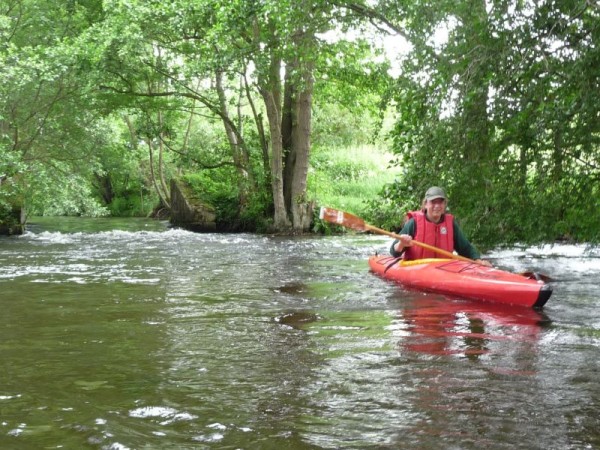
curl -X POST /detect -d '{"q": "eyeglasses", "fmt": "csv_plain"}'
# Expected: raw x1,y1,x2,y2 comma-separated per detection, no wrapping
428,198,446,205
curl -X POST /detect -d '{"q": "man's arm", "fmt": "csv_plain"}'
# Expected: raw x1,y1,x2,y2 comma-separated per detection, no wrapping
390,219,415,257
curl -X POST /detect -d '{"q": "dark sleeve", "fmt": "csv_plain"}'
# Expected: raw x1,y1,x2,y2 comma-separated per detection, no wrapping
390,219,416,257
453,218,481,259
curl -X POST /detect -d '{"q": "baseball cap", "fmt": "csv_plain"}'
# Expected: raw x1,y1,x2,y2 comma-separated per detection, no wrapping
425,186,447,201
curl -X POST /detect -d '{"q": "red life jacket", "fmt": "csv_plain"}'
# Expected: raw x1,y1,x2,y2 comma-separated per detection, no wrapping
403,210,455,260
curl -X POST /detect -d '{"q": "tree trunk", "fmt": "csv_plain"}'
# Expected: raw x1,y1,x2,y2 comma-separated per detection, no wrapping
254,14,317,232
289,70,314,231
257,30,291,231
263,89,291,230
282,74,294,210
285,25,316,232
94,173,114,204
157,112,171,203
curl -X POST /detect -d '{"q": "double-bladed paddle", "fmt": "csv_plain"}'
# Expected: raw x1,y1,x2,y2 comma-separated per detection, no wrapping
319,206,554,282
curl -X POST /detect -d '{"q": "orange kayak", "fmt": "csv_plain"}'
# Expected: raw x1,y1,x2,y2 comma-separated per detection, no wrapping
369,255,552,308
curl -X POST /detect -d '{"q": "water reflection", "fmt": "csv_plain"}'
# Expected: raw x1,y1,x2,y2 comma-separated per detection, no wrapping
381,295,557,448
393,294,550,369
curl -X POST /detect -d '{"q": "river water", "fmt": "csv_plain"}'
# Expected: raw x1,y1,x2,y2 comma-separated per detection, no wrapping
1,217,599,449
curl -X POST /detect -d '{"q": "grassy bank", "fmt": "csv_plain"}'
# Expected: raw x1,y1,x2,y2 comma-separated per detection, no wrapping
308,145,399,221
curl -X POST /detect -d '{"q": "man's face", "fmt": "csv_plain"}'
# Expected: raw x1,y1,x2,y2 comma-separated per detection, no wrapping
426,198,446,222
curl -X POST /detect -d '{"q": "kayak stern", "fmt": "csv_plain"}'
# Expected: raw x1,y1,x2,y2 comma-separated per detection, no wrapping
533,283,553,308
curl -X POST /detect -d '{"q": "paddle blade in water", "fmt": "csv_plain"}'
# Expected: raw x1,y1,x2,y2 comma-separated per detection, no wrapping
319,207,368,232
519,271,555,283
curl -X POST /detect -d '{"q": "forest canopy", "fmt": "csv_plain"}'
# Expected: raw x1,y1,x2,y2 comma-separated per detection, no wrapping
1,0,598,245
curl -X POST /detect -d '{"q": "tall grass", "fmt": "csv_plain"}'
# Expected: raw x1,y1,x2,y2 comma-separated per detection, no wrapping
308,144,399,217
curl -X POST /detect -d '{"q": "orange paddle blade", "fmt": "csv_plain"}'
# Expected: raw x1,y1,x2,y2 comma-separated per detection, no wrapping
319,207,368,232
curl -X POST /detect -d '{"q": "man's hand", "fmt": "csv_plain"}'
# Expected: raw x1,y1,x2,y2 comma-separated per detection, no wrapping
394,234,413,252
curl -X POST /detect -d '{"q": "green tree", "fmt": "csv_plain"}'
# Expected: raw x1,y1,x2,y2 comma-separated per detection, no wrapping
362,0,600,244
1,0,112,229
78,0,393,232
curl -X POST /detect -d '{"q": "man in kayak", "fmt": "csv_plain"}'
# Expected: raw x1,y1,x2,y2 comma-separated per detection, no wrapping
390,186,492,266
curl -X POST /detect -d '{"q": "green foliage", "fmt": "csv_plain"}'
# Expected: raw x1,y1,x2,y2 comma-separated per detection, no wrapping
25,162,110,218
106,194,154,217
309,144,399,227
0,200,20,231
377,0,600,246
237,190,274,233
182,165,274,232
1,0,598,243
312,103,377,148
181,169,267,232
0,0,118,223
90,115,162,217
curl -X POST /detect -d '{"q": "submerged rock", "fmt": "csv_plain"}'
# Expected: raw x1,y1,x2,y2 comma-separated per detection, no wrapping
274,311,320,329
